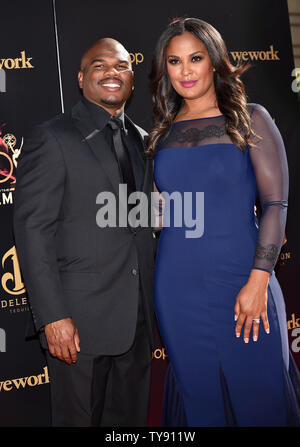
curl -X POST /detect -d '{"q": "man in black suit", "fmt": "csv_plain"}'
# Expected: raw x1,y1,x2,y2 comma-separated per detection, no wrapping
13,38,156,427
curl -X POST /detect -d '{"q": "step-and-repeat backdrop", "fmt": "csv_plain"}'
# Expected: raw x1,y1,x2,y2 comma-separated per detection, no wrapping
0,0,299,426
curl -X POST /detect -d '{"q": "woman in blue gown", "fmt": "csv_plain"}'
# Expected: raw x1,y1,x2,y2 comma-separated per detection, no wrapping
147,17,300,426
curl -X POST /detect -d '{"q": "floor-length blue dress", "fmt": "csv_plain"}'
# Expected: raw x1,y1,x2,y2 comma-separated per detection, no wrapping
153,104,300,426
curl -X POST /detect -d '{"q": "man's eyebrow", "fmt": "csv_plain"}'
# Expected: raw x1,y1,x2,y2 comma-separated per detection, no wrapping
90,58,105,65
90,58,130,65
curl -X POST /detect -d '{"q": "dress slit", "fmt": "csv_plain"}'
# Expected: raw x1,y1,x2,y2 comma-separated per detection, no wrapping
161,364,187,427
219,364,237,427
284,352,300,426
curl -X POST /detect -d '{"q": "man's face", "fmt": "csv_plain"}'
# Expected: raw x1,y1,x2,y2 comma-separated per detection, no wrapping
78,40,134,113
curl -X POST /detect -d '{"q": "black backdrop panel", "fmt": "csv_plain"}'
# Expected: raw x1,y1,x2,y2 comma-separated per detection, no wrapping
54,0,296,126
0,0,62,133
54,0,300,425
0,0,61,426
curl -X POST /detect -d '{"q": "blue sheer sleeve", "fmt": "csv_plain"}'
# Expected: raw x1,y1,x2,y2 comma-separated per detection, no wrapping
249,104,289,274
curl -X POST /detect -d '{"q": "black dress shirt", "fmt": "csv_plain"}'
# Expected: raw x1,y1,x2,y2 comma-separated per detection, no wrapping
81,96,145,191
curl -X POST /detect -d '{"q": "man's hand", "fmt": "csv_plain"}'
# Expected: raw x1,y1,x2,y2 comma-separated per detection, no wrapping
45,317,80,364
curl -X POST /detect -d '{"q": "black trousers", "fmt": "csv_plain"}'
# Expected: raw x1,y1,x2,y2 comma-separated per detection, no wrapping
45,296,152,427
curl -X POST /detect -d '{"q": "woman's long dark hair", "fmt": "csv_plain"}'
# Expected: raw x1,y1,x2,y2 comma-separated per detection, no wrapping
146,18,256,157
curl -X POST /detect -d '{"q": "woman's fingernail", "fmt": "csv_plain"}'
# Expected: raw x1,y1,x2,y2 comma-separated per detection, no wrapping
236,332,240,338
253,336,258,342
234,314,238,321
244,338,249,343
266,328,270,334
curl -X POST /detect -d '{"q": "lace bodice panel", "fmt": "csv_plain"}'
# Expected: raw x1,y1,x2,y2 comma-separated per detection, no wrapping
157,114,230,149
156,104,289,273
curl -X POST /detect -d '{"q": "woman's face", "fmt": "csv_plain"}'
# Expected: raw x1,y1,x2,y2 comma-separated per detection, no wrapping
166,31,216,102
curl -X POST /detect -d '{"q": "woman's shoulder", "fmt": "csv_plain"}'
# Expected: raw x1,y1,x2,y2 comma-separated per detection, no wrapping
247,103,280,138
247,103,272,121
247,102,269,115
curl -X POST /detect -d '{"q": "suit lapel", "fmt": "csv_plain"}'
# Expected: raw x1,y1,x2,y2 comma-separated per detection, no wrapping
71,101,154,222
71,101,121,196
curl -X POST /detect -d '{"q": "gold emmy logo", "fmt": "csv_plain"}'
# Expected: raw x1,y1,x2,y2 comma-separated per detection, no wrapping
0,125,23,185
1,246,25,295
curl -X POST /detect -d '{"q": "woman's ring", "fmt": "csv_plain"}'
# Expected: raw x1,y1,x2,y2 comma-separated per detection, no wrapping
253,318,260,324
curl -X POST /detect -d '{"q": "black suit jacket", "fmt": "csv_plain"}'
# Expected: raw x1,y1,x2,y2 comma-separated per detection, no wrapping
13,100,155,356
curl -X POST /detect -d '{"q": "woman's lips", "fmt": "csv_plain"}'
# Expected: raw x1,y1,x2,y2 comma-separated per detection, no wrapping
180,80,197,88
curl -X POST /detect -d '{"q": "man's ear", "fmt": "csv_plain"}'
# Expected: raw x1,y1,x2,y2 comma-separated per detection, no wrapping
78,71,83,89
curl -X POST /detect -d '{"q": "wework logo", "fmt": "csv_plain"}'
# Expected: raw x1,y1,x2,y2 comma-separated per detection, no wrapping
0,51,34,69
0,51,34,93
230,45,280,62
0,366,50,391
0,328,5,352
287,314,300,353
287,313,300,330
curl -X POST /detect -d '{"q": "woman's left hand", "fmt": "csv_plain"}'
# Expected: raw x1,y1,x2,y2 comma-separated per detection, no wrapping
234,269,270,343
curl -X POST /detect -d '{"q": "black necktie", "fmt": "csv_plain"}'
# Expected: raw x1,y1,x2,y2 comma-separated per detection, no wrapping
107,117,136,197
